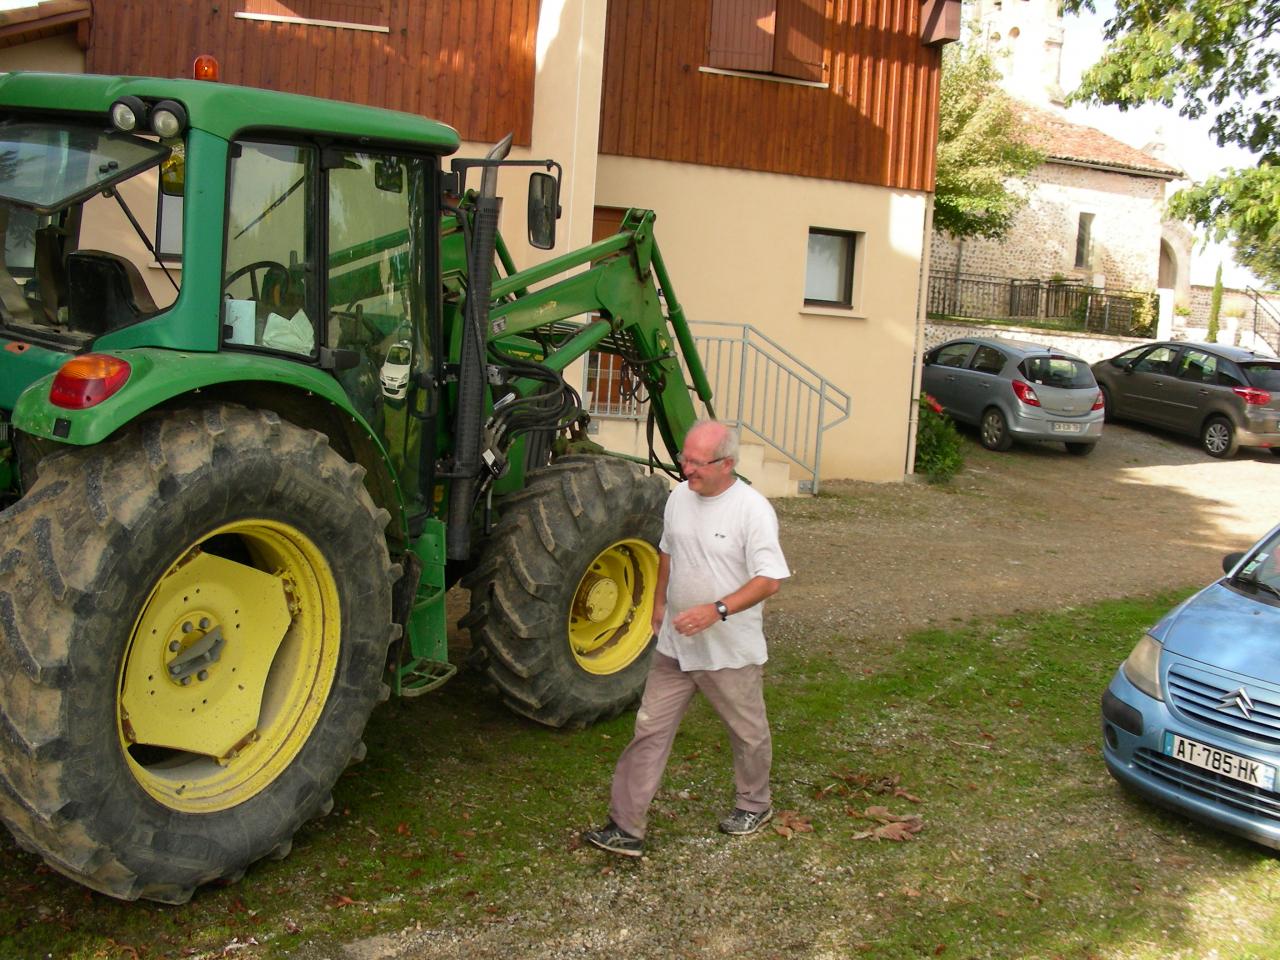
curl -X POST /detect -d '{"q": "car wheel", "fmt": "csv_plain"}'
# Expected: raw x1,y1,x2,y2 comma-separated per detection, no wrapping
979,407,1013,451
1270,448,1280,458
1201,416,1239,459
1065,442,1096,456
1099,385,1114,423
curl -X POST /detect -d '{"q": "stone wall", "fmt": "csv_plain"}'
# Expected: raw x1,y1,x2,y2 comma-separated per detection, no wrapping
1170,285,1280,356
924,319,1146,364
930,161,1167,294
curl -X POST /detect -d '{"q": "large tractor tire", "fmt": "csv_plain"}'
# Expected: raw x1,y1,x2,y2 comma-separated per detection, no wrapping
462,456,668,728
0,405,396,902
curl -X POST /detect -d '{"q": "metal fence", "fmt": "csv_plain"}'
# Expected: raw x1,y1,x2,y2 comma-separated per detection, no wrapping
1246,286,1280,355
928,271,1156,336
582,321,850,494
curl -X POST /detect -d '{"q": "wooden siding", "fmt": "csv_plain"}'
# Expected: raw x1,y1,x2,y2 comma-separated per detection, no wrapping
85,0,539,145
600,0,941,192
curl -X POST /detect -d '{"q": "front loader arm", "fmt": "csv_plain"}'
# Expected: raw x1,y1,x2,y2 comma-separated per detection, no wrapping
487,209,712,464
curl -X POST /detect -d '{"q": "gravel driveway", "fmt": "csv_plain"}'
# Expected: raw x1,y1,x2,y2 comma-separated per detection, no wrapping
343,422,1277,960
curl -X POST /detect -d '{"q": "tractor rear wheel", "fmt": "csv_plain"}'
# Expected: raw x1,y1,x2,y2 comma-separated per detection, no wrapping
0,405,396,902
462,457,667,728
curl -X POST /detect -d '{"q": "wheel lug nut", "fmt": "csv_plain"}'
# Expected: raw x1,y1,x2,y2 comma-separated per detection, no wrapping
169,640,180,652
181,676,192,686
199,617,210,630
197,670,209,682
182,622,193,633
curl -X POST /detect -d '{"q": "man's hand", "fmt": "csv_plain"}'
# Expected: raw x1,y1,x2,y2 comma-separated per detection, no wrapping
672,603,719,637
651,602,666,638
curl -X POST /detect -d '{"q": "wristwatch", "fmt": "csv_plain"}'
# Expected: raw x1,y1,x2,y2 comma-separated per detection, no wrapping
714,600,729,621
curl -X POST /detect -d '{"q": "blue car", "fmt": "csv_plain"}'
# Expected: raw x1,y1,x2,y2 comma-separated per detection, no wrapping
1103,522,1280,847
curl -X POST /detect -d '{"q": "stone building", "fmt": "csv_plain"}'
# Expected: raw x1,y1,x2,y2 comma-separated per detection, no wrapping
932,0,1192,330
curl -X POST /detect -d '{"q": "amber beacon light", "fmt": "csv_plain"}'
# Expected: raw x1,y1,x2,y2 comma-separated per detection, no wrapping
193,54,220,81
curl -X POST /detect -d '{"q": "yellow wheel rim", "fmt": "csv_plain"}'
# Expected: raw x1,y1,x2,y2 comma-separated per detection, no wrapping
117,520,340,813
568,538,658,676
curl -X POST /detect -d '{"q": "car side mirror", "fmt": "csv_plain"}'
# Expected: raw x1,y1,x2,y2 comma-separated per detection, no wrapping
527,171,560,250
1122,361,1137,374
1223,551,1246,574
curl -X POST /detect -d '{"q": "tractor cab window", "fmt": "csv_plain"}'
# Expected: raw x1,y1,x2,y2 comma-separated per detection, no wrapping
326,150,429,499
222,141,316,357
0,121,180,346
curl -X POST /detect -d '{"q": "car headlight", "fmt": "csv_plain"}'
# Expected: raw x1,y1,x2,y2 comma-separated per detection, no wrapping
1122,633,1164,701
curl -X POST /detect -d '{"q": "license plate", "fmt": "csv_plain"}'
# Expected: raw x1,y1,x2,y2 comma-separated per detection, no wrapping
1051,421,1082,434
1164,732,1276,790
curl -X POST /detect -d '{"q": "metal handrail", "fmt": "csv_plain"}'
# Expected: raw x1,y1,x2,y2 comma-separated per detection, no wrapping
1244,287,1280,355
582,320,850,494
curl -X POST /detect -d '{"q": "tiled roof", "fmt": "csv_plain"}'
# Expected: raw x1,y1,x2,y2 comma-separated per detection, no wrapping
1015,101,1184,180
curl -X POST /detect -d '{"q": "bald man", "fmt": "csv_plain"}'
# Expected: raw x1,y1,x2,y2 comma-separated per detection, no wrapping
584,420,790,857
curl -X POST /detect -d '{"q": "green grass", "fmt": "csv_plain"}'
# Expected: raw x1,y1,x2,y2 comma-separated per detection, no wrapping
7,592,1280,959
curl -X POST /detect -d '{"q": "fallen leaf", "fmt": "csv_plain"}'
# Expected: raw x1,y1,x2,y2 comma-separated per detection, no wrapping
933,943,947,955
330,894,357,909
903,886,921,898
284,919,302,934
893,788,923,803
396,822,411,836
876,819,923,841
772,809,814,839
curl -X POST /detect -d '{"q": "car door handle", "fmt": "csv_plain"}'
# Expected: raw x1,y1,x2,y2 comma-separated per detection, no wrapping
1198,389,1211,396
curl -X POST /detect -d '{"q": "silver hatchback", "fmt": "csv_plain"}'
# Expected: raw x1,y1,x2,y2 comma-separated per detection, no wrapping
922,336,1105,455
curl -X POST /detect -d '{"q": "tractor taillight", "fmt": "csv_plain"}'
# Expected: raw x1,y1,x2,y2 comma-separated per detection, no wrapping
1234,385,1273,406
1011,379,1041,407
49,354,131,410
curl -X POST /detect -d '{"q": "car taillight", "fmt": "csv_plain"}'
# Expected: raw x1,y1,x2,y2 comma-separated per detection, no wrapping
49,354,131,410
1233,386,1272,405
1091,391,1105,410
1011,380,1041,407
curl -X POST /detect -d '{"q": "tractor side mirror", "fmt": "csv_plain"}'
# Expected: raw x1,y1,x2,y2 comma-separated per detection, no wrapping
159,144,185,197
528,172,559,250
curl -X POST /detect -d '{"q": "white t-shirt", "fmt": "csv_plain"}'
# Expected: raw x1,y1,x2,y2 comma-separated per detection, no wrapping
656,479,790,671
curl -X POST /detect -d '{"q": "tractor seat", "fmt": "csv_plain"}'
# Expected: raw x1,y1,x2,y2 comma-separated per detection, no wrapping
65,251,160,335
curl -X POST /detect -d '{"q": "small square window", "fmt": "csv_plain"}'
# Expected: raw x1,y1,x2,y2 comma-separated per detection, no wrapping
804,228,858,307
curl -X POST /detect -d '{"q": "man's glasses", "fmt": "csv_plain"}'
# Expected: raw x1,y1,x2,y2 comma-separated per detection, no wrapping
677,455,727,469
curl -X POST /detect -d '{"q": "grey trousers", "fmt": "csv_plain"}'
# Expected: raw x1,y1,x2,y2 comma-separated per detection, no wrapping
609,652,772,839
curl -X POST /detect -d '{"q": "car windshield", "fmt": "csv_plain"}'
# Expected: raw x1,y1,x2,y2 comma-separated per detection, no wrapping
1234,529,1280,595
386,343,411,365
1019,356,1094,388
1241,362,1280,391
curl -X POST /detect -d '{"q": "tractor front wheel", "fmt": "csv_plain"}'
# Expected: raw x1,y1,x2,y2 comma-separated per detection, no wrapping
0,405,396,902
462,457,668,727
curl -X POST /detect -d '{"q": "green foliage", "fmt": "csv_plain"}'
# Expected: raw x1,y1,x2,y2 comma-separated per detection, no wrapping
914,394,965,483
1065,0,1280,285
934,44,1045,240
1131,291,1158,337
1169,166,1280,287
1207,262,1224,342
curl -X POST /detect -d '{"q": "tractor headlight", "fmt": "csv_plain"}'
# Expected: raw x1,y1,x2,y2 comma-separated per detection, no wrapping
150,100,188,139
110,96,147,132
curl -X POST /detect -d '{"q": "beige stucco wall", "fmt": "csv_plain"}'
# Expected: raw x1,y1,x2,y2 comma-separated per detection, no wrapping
0,34,84,74
595,156,930,483
931,162,1168,293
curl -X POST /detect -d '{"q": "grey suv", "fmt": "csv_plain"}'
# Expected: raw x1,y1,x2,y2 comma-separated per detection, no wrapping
1091,341,1280,458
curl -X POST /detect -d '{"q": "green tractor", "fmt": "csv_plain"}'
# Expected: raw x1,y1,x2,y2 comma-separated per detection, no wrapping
0,72,713,902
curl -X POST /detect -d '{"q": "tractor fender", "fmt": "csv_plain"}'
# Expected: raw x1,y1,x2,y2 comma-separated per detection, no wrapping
11,348,409,539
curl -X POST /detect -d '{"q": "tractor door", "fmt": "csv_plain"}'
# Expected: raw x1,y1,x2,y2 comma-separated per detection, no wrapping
221,141,435,514
324,149,433,510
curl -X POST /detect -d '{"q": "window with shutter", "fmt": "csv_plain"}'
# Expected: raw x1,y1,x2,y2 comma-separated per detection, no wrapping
707,0,825,83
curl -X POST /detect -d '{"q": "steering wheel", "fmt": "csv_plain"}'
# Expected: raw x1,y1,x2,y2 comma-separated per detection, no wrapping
223,259,290,299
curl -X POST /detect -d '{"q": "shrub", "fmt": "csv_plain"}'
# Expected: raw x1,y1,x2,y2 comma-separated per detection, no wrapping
914,394,965,484
1208,263,1223,343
